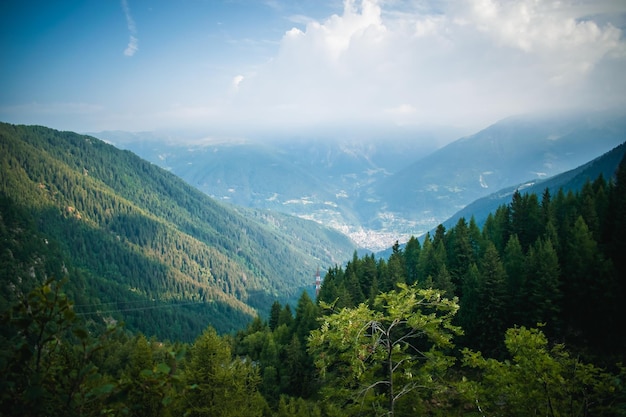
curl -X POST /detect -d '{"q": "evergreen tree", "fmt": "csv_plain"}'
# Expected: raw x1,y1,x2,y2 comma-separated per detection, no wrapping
269,301,282,331
386,241,406,289
561,216,601,340
483,204,510,253
403,236,421,284
360,254,378,300
179,327,266,417
476,243,509,357
510,191,542,251
503,234,525,325
457,263,481,351
433,263,456,296
448,217,474,296
523,238,561,334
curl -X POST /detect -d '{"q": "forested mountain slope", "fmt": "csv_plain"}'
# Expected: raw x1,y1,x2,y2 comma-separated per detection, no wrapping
0,122,356,340
321,153,626,364
443,141,626,229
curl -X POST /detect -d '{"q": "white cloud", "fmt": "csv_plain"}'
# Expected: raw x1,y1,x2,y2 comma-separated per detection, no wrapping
121,0,138,57
124,35,138,57
227,0,626,130
232,75,245,90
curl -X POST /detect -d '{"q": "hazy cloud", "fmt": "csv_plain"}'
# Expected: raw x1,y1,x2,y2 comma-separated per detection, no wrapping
232,75,245,90
121,0,138,57
229,0,626,130
124,35,138,57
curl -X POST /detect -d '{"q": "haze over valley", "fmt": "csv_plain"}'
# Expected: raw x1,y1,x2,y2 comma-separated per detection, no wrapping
97,111,626,251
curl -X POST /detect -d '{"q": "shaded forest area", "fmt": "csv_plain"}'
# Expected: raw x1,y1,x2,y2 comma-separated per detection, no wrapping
2,151,626,416
0,123,356,340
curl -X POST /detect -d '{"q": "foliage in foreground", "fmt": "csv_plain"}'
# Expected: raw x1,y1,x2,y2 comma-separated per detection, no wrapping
461,326,625,417
2,279,624,417
309,284,461,416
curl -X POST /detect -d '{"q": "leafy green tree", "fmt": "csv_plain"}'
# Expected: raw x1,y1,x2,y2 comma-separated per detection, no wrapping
309,284,461,417
461,326,625,417
116,337,184,417
0,278,115,417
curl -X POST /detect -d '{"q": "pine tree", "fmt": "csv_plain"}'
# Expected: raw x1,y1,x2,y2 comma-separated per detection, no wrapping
475,243,509,357
180,327,266,417
503,234,525,326
523,238,561,334
449,217,474,296
269,300,282,331
404,236,421,284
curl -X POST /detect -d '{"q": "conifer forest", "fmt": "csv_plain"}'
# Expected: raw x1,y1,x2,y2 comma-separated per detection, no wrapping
2,124,626,416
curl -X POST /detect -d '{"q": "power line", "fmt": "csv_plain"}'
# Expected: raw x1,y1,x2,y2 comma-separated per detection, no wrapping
74,300,210,316
72,298,159,308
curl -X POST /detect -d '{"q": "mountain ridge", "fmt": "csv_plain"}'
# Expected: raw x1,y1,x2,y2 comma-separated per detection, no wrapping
442,141,626,230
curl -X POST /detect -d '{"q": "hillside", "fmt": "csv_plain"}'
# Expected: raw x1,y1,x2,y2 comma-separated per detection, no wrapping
0,122,357,340
368,111,626,234
443,141,626,229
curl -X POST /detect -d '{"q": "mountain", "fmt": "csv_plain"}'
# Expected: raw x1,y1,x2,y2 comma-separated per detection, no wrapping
0,122,357,341
367,111,626,234
94,131,443,251
442,141,626,229
95,111,626,250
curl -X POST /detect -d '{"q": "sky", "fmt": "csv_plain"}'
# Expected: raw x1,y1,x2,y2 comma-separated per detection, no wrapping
1,0,625,138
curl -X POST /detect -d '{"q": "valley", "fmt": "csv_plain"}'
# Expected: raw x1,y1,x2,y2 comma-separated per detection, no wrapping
96,111,626,251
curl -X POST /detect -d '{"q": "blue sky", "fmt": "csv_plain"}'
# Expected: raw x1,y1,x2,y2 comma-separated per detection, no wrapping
1,0,625,136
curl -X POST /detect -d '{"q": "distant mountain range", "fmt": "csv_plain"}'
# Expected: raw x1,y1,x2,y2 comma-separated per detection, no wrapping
96,131,438,250
0,123,356,341
369,111,626,233
95,111,626,250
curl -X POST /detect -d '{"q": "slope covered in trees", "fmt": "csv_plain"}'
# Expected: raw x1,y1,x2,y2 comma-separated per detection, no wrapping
0,122,356,340
320,162,626,362
2,121,625,416
2,151,625,416
444,141,626,229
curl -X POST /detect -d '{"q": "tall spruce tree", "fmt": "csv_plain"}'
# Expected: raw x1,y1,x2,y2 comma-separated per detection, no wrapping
475,243,510,357
523,238,561,334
